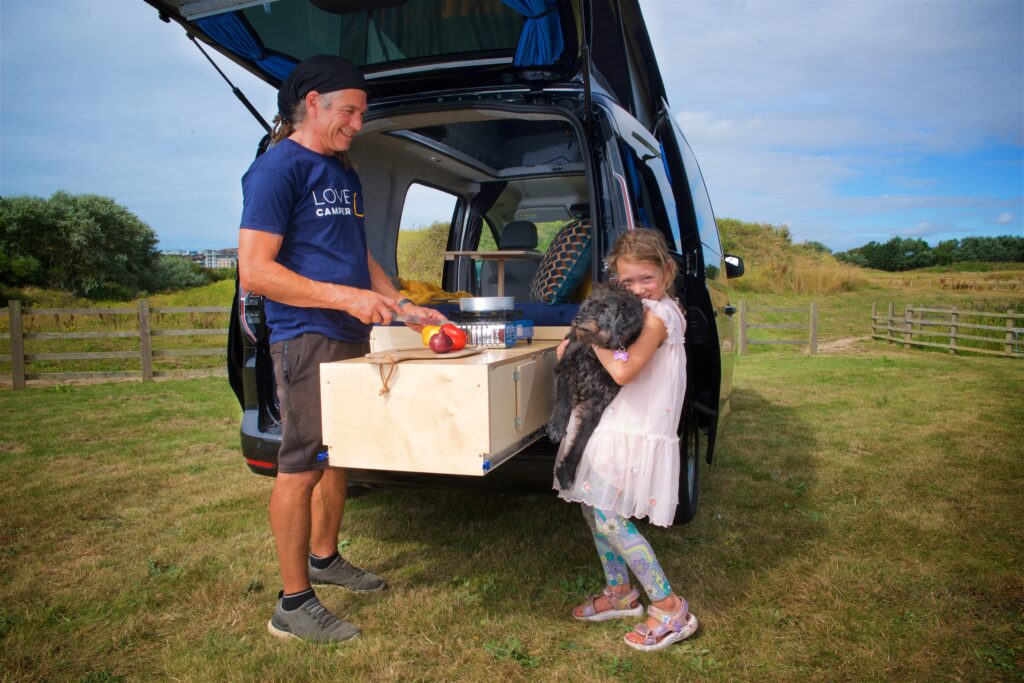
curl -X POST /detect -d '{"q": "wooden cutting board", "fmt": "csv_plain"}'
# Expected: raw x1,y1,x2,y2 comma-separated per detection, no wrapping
363,346,483,363
363,346,484,394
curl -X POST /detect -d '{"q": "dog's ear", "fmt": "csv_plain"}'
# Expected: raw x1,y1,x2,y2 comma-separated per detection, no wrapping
575,318,607,346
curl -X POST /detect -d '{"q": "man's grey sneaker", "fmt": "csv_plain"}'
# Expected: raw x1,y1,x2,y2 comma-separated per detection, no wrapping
267,592,360,643
309,555,387,592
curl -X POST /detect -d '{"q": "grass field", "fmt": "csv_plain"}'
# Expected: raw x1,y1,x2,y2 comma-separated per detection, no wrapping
1,349,1021,681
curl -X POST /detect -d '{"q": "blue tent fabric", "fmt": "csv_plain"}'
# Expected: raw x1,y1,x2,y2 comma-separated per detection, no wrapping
257,55,298,82
501,0,564,66
196,14,296,81
660,144,673,185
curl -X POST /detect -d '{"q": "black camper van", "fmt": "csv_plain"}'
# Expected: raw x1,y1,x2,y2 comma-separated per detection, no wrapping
145,0,743,524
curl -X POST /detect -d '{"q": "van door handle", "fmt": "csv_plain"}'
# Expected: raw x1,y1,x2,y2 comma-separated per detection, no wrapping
723,305,737,316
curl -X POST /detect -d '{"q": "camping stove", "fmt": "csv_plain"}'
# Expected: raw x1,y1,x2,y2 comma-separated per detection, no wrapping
453,309,534,348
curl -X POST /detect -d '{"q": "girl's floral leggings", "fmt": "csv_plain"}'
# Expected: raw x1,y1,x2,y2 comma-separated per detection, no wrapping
581,504,671,601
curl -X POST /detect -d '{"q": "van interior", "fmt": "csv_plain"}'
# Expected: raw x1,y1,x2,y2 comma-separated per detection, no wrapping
349,106,592,325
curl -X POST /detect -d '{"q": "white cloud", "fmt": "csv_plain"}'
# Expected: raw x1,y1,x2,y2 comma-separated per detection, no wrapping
1,0,1020,252
647,1,1024,250
0,1,278,250
899,221,956,238
644,0,1024,152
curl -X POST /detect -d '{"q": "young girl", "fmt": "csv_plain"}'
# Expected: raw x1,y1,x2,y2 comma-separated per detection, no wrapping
554,228,696,652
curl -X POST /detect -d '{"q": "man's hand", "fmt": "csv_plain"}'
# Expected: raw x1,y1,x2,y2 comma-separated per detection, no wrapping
398,303,448,332
399,307,448,333
346,289,401,325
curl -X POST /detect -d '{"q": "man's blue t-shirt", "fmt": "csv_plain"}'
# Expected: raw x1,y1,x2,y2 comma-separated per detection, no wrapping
240,139,372,344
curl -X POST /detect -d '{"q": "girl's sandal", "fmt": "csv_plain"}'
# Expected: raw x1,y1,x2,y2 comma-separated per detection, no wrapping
623,599,699,651
573,587,644,622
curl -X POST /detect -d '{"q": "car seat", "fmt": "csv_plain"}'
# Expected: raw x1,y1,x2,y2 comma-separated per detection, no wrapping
480,220,543,298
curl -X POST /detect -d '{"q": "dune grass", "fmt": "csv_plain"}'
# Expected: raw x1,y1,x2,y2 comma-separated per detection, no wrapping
1,350,1021,681
718,219,870,296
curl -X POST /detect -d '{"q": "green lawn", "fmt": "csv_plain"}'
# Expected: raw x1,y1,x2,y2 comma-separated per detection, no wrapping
1,349,1021,681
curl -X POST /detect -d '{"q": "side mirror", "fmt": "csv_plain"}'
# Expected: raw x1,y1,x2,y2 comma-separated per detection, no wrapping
724,254,744,279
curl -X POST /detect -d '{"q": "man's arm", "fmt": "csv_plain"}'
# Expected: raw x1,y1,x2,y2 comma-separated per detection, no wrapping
238,228,399,325
366,249,447,330
366,249,402,300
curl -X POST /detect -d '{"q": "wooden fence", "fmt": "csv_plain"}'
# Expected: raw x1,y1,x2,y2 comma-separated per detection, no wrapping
737,302,818,355
0,300,230,389
870,303,1023,358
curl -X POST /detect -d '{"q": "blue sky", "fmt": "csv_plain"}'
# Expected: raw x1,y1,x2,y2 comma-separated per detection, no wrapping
1,0,1021,252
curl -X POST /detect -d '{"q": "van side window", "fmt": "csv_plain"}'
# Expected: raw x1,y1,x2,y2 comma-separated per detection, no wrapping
620,139,681,251
397,183,459,288
672,120,723,259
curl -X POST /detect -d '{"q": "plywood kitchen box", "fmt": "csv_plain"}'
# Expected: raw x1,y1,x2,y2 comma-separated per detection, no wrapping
321,339,560,476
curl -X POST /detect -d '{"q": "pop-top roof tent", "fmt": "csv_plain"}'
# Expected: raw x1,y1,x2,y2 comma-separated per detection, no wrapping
144,0,669,133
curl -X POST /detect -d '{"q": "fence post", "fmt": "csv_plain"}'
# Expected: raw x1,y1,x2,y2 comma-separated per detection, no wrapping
904,304,913,349
8,300,25,390
808,302,817,355
1007,309,1015,357
887,302,895,345
738,301,747,355
949,306,958,355
871,302,877,337
138,299,153,382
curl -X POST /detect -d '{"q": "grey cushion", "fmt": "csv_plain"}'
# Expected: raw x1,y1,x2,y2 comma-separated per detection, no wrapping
480,221,542,297
498,221,538,249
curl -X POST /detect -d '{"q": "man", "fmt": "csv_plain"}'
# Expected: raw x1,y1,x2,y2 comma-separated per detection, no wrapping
238,55,443,643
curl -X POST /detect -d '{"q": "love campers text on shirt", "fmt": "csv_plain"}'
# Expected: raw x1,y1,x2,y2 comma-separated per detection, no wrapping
312,187,362,217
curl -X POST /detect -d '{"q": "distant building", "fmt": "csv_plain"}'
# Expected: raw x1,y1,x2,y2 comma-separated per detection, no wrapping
161,248,236,268
161,249,196,259
203,249,237,269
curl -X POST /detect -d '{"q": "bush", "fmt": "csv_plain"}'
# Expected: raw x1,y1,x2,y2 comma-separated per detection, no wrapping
0,192,159,297
151,256,209,292
396,221,449,284
836,235,1024,271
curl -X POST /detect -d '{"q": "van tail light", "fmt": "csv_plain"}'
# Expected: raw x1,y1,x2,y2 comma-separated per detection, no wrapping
245,456,275,470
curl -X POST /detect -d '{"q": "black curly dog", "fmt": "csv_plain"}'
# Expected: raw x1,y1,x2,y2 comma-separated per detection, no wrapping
548,285,646,489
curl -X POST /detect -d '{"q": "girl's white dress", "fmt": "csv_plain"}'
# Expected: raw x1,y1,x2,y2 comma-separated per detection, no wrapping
554,295,687,527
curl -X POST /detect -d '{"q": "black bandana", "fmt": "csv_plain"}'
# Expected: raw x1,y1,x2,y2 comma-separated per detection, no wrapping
277,55,366,123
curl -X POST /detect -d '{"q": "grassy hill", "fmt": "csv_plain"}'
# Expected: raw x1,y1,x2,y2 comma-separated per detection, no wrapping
717,218,870,295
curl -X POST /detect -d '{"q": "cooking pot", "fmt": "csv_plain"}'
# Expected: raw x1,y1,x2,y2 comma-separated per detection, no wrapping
459,296,515,313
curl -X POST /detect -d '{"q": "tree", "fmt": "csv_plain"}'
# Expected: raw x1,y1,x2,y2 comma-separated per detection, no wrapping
799,240,832,255
836,237,934,271
932,239,958,266
837,234,1024,270
0,191,159,297
152,255,209,291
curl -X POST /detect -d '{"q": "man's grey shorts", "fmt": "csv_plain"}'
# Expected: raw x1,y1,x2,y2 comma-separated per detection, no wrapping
270,333,369,474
